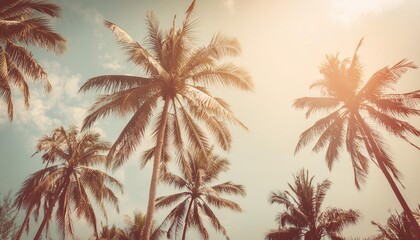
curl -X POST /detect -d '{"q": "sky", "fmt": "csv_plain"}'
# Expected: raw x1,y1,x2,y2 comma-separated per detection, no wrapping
1,0,420,239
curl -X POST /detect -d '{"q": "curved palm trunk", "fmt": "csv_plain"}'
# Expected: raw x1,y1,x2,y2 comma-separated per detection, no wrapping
182,199,194,240
355,113,420,238
141,99,170,240
15,205,34,240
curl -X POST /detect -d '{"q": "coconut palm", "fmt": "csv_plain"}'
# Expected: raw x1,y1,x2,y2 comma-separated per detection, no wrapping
0,0,66,120
293,39,420,235
79,2,252,238
14,126,123,240
98,224,126,240
371,211,418,240
155,150,245,240
266,169,360,240
94,211,162,240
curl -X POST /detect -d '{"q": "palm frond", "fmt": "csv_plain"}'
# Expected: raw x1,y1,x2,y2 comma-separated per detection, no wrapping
295,110,341,154
359,59,417,99
203,194,242,211
293,97,340,118
265,227,301,240
104,20,170,79
200,202,229,239
160,172,189,190
189,63,253,90
79,75,152,94
155,193,190,209
210,182,246,196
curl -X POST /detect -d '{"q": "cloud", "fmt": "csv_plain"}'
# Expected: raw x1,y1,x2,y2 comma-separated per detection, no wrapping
0,61,105,137
330,0,405,24
102,60,123,70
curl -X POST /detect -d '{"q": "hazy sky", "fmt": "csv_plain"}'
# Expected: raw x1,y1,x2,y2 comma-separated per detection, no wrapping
1,0,419,239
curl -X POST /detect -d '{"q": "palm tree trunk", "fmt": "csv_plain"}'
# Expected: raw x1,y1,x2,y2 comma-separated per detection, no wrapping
15,205,34,240
182,199,194,240
141,99,170,240
355,113,420,238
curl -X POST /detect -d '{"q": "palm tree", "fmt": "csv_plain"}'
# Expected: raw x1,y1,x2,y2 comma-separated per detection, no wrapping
98,224,126,240
121,211,162,240
14,126,123,240
155,150,245,240
293,39,420,236
266,169,360,240
371,210,419,240
79,2,252,238
0,0,66,120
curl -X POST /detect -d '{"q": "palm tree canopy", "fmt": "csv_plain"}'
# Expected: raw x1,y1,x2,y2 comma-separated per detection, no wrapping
79,8,253,169
0,0,66,120
372,210,420,240
294,39,420,188
266,169,360,240
155,150,246,240
14,126,123,239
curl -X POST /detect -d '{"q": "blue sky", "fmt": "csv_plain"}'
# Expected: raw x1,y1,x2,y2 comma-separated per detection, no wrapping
1,0,420,239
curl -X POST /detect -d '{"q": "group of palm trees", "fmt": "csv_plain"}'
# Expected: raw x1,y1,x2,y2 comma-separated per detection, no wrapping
1,0,419,239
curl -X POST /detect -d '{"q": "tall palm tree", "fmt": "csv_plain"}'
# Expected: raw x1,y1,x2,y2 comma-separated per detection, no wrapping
0,0,66,120
371,210,420,240
79,2,252,239
266,169,360,240
155,150,245,240
14,126,123,240
293,39,420,236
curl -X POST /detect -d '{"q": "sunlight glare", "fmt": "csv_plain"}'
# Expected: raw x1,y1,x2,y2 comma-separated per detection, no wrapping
330,0,404,24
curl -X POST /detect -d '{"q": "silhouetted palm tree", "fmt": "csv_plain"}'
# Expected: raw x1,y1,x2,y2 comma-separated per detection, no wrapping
371,210,420,240
155,150,245,240
266,169,360,240
293,39,420,236
0,0,66,120
98,224,126,240
14,126,123,240
79,2,252,238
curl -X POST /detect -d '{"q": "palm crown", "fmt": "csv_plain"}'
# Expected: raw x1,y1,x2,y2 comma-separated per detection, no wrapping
266,169,360,240
155,150,246,240
294,39,419,188
14,126,123,240
80,9,253,168
79,3,252,238
0,0,66,120
371,210,420,240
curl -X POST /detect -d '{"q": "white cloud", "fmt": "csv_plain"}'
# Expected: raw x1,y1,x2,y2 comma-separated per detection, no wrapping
0,61,105,138
102,60,123,70
330,0,405,24
64,75,82,99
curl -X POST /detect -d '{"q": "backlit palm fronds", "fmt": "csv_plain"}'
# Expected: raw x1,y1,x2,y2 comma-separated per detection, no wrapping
294,39,420,235
79,2,252,238
14,126,123,240
266,169,360,240
155,149,245,240
0,0,66,120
